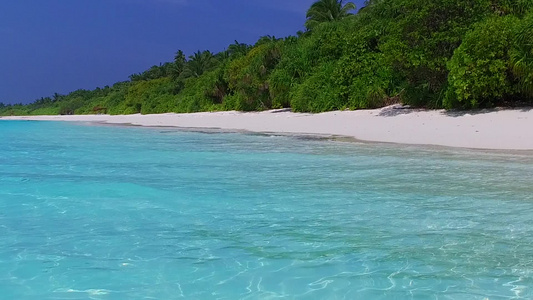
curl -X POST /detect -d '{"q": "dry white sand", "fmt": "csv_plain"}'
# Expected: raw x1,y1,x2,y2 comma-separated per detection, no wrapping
2,106,533,150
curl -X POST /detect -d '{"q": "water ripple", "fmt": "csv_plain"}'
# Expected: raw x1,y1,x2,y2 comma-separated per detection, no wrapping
0,121,532,299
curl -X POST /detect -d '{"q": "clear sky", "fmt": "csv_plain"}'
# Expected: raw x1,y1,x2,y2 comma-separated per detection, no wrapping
0,0,365,104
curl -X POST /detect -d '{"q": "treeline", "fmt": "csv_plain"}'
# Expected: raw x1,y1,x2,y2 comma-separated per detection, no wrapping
1,0,532,116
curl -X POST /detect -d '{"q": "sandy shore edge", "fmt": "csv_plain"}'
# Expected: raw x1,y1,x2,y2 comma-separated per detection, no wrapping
2,106,533,150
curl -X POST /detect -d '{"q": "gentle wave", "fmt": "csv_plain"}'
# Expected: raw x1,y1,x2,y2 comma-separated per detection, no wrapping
0,121,532,299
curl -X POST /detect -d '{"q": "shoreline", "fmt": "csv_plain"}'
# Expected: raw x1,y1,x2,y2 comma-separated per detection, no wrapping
2,106,533,151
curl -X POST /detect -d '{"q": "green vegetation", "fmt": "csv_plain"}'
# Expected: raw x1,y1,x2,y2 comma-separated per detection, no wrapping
1,0,532,116
305,0,357,31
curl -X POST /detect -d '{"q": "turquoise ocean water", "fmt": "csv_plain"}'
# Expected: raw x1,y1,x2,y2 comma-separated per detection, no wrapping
0,120,532,299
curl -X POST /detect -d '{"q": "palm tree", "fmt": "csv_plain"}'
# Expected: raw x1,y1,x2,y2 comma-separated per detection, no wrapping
255,35,279,46
227,40,250,58
305,0,356,30
181,50,218,78
171,50,187,79
52,92,63,102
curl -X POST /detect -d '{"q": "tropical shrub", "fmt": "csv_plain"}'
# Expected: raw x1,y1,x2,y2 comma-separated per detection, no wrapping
333,18,400,109
122,78,176,114
510,10,533,97
291,62,344,112
445,16,520,108
174,68,227,112
225,40,283,110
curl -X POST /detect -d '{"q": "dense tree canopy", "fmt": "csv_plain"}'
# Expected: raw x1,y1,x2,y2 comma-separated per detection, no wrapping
305,0,356,30
1,0,532,116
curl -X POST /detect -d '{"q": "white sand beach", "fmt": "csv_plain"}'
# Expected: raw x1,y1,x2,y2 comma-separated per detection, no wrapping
2,106,533,150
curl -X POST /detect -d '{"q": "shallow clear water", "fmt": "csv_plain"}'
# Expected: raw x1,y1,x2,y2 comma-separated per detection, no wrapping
0,120,532,299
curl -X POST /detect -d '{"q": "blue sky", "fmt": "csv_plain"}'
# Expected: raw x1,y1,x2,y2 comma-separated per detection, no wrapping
0,0,365,104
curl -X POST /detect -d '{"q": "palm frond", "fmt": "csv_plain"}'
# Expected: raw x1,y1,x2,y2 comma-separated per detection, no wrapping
305,0,356,30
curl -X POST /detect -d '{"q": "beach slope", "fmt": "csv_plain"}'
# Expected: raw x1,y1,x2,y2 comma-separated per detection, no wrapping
3,107,533,150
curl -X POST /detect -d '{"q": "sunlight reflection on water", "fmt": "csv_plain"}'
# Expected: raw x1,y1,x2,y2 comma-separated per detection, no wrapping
0,120,532,299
